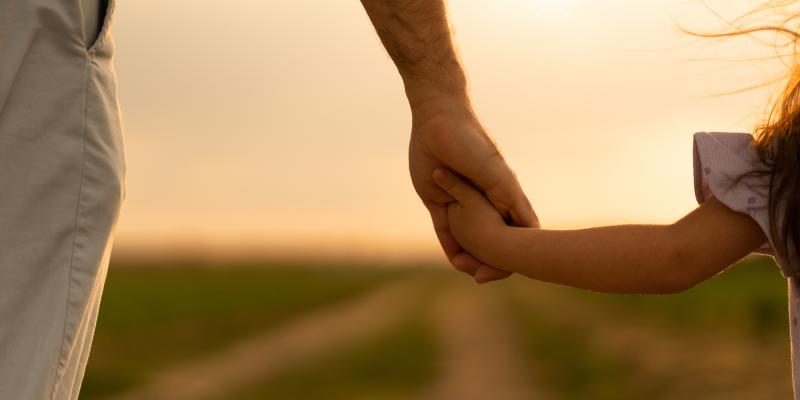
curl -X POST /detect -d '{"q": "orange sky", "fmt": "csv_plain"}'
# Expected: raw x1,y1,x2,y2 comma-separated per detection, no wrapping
110,0,791,258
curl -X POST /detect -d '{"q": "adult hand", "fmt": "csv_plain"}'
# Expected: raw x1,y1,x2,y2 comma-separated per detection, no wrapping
408,96,539,283
359,0,538,282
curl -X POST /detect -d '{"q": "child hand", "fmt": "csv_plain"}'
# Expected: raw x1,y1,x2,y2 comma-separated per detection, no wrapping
432,168,510,270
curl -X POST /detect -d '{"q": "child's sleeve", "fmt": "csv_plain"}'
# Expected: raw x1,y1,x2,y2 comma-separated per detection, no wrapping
692,132,775,257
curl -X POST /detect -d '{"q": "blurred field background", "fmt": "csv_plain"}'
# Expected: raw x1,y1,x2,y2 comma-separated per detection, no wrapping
79,255,793,400
94,1,800,399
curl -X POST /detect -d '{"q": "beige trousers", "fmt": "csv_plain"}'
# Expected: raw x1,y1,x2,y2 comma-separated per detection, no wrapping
0,0,125,399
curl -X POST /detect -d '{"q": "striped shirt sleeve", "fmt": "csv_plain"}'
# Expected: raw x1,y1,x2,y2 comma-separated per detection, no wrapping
692,131,776,260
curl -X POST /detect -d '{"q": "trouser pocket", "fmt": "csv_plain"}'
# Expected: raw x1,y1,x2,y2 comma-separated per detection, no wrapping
83,0,113,51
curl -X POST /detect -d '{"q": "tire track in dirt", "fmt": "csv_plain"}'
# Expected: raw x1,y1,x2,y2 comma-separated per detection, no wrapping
509,282,792,400
421,281,552,400
108,277,433,400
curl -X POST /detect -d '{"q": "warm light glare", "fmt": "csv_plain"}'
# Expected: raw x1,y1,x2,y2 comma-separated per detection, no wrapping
529,0,573,15
111,1,783,257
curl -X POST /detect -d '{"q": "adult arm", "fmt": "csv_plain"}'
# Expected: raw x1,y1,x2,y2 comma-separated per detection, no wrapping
360,0,539,282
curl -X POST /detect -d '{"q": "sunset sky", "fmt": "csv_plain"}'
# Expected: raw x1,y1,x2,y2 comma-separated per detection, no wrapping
111,0,792,259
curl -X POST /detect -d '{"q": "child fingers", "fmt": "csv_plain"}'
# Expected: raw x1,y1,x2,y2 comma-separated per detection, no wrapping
432,168,477,204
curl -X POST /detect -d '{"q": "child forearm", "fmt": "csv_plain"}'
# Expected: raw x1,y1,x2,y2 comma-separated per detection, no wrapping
486,224,699,294
477,198,768,293
437,168,767,291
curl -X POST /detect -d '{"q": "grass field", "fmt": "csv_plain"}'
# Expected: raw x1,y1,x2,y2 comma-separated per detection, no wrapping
81,263,413,399
80,256,793,399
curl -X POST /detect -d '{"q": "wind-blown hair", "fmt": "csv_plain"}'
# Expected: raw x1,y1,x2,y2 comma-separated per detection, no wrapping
687,1,800,265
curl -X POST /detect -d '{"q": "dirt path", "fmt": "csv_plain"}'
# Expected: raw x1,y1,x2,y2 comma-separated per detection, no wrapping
109,277,431,400
510,282,792,400
421,282,551,400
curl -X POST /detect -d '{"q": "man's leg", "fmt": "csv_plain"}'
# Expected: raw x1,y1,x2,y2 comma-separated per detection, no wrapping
0,1,125,398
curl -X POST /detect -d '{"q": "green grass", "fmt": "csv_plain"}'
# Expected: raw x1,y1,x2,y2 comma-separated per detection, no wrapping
507,296,644,400
565,256,789,340
79,257,793,399
80,263,410,399
505,256,793,399
225,313,439,400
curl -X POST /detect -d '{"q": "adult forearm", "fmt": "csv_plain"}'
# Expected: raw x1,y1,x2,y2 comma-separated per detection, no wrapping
489,225,693,294
360,0,468,108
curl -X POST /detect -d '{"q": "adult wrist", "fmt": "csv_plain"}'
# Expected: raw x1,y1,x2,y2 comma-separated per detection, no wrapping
405,85,474,128
406,88,470,117
401,63,469,113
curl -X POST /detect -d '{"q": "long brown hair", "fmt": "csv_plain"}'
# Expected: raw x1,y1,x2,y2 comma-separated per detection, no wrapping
687,1,800,264
756,59,800,265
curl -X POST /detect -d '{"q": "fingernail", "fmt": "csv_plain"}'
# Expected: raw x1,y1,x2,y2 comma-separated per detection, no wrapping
432,169,446,183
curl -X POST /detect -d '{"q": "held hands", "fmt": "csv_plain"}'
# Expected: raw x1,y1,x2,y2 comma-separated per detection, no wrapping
359,0,535,283
432,168,510,266
408,98,539,283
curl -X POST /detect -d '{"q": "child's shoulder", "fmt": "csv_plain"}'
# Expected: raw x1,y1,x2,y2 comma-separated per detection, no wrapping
692,131,790,272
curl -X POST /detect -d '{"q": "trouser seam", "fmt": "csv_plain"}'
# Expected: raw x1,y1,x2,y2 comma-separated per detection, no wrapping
50,56,92,400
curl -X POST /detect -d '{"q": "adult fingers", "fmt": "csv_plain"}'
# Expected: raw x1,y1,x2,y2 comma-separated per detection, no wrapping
480,160,539,228
426,201,479,276
474,265,513,284
452,253,485,276
508,191,540,228
431,168,480,205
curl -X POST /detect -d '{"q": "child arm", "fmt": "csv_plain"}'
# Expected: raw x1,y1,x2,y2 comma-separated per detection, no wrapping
432,169,767,293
